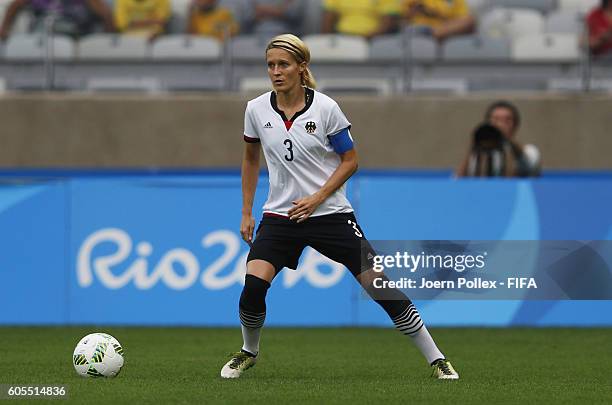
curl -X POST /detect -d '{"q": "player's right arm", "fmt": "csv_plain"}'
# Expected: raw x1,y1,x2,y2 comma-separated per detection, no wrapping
241,142,261,244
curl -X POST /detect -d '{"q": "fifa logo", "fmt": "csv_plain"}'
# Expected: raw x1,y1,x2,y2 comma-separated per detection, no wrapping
305,121,316,134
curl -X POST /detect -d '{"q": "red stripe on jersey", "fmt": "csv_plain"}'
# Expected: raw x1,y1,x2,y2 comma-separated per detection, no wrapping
244,135,260,143
264,212,289,219
284,121,293,130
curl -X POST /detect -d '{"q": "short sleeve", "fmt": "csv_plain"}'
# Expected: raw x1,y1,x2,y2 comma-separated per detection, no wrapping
326,101,351,137
243,104,260,143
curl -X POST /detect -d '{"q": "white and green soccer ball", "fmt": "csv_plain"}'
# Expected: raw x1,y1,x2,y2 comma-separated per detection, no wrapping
73,333,125,378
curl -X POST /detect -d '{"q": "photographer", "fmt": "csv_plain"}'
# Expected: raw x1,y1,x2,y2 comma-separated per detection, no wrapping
456,101,541,178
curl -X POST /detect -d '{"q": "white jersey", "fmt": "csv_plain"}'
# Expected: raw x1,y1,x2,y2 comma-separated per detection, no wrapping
243,88,354,217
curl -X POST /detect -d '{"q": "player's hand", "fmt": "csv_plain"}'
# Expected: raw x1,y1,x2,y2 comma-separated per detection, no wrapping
288,193,325,223
240,213,255,246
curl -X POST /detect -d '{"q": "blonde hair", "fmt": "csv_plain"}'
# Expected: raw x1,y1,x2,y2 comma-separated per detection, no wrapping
266,34,317,89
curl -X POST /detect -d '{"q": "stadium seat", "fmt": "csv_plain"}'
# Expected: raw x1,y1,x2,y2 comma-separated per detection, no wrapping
369,34,437,62
230,35,273,62
77,34,149,60
479,8,544,38
557,0,599,14
4,34,75,61
302,34,368,62
441,35,511,62
544,10,586,35
489,0,556,14
151,35,221,61
512,33,580,62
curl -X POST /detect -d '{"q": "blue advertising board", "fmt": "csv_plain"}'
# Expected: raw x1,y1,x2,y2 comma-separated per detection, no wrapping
0,181,68,324
1,172,611,326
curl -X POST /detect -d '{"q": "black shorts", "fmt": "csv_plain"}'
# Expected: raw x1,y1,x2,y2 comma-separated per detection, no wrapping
247,212,375,277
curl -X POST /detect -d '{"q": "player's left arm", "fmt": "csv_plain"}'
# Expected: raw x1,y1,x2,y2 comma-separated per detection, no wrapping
288,144,358,223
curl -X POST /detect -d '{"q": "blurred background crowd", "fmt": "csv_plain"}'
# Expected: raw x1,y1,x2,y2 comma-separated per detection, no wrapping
0,0,609,55
0,0,610,95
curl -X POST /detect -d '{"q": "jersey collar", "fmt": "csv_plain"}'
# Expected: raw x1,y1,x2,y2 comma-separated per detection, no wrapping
270,87,315,122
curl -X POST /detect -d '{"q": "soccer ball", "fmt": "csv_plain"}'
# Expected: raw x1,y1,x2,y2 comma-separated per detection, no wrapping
73,333,125,378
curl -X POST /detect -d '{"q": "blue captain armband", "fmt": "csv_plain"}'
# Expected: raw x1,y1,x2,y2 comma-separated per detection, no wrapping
327,127,354,154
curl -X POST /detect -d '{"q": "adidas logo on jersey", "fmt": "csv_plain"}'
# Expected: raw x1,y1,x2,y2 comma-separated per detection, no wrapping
263,122,273,129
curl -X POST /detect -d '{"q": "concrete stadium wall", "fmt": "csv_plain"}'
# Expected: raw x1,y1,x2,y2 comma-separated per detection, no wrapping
0,93,610,169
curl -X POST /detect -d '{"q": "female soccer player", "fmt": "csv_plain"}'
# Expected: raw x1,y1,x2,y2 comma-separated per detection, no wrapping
220,34,459,380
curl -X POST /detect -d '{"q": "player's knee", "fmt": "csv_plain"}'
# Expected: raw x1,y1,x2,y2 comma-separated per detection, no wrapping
246,259,276,282
239,274,271,314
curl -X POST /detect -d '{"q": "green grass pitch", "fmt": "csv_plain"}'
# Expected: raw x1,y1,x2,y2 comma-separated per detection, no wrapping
0,327,610,404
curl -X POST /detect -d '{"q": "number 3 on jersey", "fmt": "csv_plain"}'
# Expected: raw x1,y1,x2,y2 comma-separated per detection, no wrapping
284,139,293,161
348,220,363,238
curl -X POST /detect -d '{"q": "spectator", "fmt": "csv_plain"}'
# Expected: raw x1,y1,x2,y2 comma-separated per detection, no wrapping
400,0,475,42
241,0,304,37
114,0,170,40
0,0,115,40
187,0,238,40
587,0,612,57
321,0,400,39
456,101,541,178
